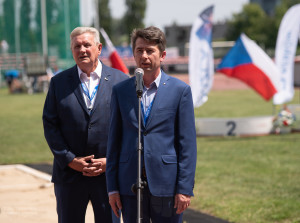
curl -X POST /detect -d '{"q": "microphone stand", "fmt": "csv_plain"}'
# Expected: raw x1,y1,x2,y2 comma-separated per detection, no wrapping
132,85,147,223
137,95,143,223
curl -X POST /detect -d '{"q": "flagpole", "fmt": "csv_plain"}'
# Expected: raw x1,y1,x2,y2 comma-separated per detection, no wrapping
64,0,71,59
14,0,21,68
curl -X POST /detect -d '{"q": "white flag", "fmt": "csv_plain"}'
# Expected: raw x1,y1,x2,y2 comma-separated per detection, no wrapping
189,5,214,107
273,4,300,105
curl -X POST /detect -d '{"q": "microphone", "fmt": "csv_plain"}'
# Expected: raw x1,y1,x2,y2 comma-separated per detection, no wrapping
135,68,144,98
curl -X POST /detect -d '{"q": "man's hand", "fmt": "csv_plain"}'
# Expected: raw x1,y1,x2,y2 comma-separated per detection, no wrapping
82,157,106,177
109,193,122,218
174,193,191,214
68,155,106,177
68,155,94,172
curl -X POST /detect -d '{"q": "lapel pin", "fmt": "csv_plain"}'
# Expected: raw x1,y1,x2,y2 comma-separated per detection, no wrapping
105,77,109,81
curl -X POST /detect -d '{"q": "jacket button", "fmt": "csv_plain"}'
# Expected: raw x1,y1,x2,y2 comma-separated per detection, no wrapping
143,131,147,136
88,124,92,129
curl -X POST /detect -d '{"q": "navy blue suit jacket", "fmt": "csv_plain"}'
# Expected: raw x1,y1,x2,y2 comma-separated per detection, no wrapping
43,63,128,184
106,71,197,197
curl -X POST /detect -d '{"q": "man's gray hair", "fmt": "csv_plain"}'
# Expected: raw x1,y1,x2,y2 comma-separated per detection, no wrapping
70,27,100,47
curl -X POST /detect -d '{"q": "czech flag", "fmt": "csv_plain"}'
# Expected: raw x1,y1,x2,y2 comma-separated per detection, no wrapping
217,33,280,101
100,28,129,74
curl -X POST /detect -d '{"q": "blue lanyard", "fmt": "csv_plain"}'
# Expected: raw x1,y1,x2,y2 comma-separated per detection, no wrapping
81,82,99,102
141,89,157,125
141,100,155,125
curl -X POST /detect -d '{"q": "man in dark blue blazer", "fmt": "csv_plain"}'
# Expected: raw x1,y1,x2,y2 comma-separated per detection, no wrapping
43,27,128,223
106,26,197,223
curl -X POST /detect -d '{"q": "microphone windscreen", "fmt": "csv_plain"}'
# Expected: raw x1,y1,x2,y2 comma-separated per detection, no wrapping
135,68,144,97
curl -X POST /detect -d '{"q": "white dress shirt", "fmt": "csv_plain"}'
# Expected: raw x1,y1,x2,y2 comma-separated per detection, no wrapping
142,71,161,114
78,60,102,110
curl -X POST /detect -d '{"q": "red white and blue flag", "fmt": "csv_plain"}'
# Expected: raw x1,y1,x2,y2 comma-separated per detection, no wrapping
217,33,280,101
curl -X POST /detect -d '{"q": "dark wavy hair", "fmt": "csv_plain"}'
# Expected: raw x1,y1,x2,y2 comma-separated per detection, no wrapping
131,26,166,55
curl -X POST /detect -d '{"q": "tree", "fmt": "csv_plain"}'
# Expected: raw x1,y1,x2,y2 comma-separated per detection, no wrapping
98,0,112,40
20,0,39,53
274,0,300,28
226,3,269,47
111,18,128,46
226,1,300,51
124,0,146,43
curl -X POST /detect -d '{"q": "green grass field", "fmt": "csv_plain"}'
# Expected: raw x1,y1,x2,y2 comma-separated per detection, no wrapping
0,86,300,223
0,88,52,163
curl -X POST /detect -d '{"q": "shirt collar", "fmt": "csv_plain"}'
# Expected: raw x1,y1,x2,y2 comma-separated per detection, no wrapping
77,59,102,80
144,70,162,90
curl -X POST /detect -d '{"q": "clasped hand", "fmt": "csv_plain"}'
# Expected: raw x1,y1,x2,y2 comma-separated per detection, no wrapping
68,155,106,177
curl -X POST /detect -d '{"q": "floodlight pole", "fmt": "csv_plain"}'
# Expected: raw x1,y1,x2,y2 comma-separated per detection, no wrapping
41,0,48,58
94,0,100,31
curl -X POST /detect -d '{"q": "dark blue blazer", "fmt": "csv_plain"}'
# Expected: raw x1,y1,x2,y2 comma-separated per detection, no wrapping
106,71,197,197
43,63,128,184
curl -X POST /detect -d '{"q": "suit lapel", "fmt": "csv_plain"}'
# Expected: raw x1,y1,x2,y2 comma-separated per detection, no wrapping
90,64,110,116
130,76,145,128
144,71,169,128
69,65,90,115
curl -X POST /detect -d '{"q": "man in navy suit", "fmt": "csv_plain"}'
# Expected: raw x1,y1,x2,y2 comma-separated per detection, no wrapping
43,27,128,223
106,26,197,222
